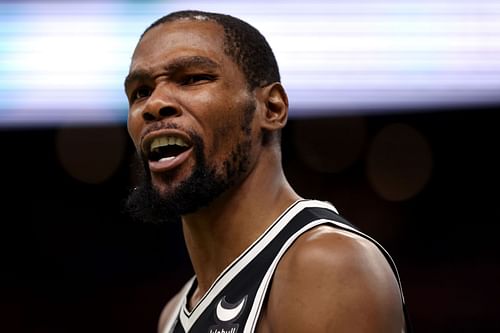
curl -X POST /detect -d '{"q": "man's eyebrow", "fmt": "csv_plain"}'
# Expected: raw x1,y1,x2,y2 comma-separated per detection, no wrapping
124,56,220,90
166,56,220,73
124,69,151,91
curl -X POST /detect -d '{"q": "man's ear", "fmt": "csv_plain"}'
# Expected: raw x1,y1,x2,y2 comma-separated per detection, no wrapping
257,82,289,131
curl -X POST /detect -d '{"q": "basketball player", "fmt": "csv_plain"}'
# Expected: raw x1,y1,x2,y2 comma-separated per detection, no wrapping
124,10,412,333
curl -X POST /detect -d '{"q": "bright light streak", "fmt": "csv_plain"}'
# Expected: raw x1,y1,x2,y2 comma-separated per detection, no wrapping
0,0,499,126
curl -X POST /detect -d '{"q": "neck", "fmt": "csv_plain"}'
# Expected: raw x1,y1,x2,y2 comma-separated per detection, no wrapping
181,149,300,307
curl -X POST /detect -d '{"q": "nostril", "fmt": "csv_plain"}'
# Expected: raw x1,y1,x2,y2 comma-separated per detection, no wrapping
142,107,178,122
159,107,177,118
142,112,156,121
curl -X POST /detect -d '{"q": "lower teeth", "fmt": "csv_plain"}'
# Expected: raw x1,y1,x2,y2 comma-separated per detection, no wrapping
159,156,175,162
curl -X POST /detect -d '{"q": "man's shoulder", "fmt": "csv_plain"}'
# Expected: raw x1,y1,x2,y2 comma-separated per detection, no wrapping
158,291,182,333
158,283,189,333
262,225,405,332
277,225,392,287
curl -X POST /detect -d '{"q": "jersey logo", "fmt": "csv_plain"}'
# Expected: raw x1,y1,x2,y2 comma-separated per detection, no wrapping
215,295,247,322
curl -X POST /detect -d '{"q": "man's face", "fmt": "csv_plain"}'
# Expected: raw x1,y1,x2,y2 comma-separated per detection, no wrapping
124,19,259,222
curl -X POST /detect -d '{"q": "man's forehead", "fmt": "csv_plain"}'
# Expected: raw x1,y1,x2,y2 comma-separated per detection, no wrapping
132,20,225,61
141,18,224,46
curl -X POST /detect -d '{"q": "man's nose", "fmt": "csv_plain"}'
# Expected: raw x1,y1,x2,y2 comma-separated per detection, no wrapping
141,86,181,121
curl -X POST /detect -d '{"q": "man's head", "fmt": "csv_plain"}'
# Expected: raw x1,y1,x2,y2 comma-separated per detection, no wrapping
124,10,288,224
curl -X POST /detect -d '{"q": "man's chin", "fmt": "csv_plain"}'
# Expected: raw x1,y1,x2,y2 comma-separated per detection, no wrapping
124,164,228,225
124,182,182,225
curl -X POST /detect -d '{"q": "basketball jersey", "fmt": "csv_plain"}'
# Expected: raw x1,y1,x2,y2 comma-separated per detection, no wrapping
162,199,412,333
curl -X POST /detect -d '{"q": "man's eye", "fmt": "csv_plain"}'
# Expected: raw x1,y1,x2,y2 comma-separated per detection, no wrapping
181,74,214,85
131,86,152,101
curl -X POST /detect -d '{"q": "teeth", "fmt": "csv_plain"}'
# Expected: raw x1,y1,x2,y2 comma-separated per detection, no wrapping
150,136,188,151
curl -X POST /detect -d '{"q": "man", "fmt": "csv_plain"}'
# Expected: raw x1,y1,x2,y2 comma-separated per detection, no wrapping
124,10,411,333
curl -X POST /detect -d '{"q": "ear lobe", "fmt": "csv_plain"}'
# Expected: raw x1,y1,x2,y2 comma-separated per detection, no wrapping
259,82,289,131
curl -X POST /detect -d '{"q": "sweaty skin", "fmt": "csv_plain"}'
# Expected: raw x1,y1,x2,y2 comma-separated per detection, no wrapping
126,19,406,333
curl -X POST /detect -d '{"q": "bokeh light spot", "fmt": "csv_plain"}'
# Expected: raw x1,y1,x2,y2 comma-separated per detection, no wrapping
366,123,432,201
56,126,126,184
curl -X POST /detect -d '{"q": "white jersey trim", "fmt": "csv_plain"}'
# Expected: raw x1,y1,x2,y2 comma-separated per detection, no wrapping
243,218,334,333
162,276,195,333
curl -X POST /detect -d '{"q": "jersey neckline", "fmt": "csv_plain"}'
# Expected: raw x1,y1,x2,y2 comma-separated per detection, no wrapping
178,199,338,331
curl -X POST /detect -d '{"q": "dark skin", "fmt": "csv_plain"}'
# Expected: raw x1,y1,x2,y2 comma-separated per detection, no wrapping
126,19,405,333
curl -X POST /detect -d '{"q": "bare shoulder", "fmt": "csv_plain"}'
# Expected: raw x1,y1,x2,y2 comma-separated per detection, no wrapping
263,225,405,333
158,289,184,333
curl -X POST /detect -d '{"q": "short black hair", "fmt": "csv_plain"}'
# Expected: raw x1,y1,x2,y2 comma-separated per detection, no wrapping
141,10,281,90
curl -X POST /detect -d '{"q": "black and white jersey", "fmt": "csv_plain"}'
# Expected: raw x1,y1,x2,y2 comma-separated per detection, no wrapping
162,199,412,333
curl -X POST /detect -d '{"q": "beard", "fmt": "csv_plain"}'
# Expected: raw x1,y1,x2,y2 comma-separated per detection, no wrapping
124,100,255,225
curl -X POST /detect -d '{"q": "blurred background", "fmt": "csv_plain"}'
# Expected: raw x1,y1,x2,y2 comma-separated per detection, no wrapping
1,0,499,332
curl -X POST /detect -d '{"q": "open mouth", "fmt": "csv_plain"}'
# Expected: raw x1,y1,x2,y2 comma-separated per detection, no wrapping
147,136,191,162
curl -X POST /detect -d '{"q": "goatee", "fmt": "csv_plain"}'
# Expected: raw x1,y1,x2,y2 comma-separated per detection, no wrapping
124,127,252,225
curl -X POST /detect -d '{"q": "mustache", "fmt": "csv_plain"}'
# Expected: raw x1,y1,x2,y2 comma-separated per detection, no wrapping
139,121,181,145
